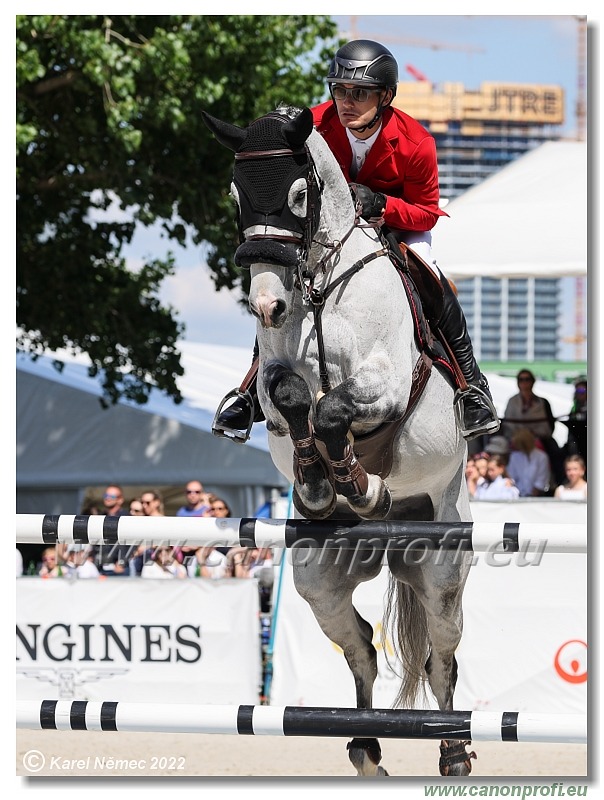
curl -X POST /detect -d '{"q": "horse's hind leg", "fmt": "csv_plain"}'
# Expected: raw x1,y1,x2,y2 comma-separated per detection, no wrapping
293,554,388,777
404,557,476,776
267,366,336,518
423,610,477,776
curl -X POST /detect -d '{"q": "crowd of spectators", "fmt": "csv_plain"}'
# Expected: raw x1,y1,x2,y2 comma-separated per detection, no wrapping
466,370,588,501
18,481,276,608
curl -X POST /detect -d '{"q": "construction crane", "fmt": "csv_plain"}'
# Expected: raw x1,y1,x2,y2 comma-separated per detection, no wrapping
345,16,486,55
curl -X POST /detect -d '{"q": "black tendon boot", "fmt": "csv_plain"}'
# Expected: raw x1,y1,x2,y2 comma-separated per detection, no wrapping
212,342,264,443
437,276,500,441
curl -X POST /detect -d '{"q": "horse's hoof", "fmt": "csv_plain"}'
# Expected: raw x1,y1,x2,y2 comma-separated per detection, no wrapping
347,737,388,777
292,483,337,520
347,475,392,520
439,740,477,776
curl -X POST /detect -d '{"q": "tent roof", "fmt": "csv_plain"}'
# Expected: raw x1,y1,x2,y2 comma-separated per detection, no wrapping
16,343,287,491
432,140,587,280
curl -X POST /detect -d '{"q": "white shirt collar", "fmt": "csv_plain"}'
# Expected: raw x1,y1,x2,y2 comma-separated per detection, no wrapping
346,125,381,176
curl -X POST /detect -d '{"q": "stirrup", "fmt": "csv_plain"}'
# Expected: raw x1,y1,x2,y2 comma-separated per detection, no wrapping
453,384,500,440
211,387,255,444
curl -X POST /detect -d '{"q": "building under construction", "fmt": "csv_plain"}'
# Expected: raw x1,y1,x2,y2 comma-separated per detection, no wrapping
393,79,580,366
393,79,565,200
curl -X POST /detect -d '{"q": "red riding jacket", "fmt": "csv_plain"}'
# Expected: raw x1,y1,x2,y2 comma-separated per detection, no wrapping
311,101,448,233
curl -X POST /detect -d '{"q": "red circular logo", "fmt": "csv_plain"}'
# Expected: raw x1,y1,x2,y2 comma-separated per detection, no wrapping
554,639,587,683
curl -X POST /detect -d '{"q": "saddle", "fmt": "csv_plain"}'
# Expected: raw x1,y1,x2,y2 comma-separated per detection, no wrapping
343,238,458,479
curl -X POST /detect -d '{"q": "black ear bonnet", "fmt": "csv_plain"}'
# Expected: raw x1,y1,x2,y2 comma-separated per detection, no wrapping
234,114,308,224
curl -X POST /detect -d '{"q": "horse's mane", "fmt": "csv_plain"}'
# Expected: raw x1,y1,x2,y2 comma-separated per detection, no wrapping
274,103,304,120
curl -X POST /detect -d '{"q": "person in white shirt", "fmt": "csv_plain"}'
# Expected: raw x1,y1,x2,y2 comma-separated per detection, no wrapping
186,546,228,580
474,456,520,501
554,455,587,500
141,546,187,579
507,428,551,497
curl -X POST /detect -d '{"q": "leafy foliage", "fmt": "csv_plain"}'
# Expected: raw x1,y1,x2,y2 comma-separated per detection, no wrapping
17,15,340,405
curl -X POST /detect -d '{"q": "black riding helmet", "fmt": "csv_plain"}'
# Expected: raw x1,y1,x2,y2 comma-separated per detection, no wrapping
327,40,398,131
327,39,398,92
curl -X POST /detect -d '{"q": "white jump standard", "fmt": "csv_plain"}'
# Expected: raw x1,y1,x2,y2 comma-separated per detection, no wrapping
17,700,586,744
16,514,587,553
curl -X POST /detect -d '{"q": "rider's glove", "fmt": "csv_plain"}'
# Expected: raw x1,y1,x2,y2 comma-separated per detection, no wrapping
350,184,387,220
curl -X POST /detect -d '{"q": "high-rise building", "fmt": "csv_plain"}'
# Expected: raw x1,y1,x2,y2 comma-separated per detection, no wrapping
393,80,567,364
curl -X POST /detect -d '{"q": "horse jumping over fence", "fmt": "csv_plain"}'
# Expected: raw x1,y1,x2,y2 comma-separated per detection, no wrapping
203,104,474,777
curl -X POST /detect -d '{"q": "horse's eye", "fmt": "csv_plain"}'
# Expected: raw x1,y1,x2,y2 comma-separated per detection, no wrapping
294,190,306,204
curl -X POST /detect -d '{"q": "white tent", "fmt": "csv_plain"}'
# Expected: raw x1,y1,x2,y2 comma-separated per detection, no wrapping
16,343,288,517
432,140,587,280
17,342,574,517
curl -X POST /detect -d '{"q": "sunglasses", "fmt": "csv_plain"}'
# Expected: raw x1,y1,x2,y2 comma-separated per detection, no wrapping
186,490,201,494
517,377,533,383
104,493,120,499
331,85,380,103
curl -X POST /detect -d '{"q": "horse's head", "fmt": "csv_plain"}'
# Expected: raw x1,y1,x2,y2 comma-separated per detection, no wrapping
202,106,324,327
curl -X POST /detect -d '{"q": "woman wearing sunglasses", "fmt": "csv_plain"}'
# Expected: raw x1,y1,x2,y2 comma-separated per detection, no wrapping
214,39,498,443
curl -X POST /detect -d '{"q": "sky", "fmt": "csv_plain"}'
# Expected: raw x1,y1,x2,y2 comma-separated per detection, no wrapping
121,11,594,362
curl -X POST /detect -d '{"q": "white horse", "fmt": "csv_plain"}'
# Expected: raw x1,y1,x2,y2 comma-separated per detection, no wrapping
203,105,475,777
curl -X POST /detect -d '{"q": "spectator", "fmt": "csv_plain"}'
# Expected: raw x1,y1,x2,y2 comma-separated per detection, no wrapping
63,544,101,579
141,490,164,516
98,484,131,576
474,455,520,501
128,490,164,576
186,546,228,579
507,428,551,497
563,377,587,467
210,497,232,517
38,547,64,578
141,546,187,579
101,485,128,517
484,435,510,465
473,452,489,482
465,457,482,499
176,481,212,517
203,495,234,557
501,369,563,484
129,498,144,515
554,455,587,500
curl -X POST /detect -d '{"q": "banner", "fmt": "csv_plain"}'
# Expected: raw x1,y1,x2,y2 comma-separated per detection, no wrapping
17,578,261,704
270,500,587,714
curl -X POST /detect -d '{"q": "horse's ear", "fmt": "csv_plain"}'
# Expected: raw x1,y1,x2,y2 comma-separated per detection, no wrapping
201,110,247,152
282,107,314,150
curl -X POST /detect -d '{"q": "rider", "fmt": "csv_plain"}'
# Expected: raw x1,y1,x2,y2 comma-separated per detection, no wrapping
214,39,499,442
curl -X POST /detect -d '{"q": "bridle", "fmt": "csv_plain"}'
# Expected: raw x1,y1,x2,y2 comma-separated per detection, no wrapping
236,130,388,394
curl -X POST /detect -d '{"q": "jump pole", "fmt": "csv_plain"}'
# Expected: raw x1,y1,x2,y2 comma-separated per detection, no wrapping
16,514,587,554
16,700,586,745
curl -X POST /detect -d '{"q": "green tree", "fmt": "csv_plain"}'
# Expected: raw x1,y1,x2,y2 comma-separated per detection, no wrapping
17,14,339,405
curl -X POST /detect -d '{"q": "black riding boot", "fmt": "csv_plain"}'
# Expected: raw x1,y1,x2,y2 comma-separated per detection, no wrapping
437,276,500,441
212,340,264,443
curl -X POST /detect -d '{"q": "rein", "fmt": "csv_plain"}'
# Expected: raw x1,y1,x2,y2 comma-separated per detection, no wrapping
309,243,388,394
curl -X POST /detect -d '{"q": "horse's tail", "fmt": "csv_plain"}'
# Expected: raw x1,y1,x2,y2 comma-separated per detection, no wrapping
382,575,429,708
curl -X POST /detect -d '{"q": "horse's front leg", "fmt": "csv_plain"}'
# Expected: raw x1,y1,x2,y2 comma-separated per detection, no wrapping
267,365,336,519
314,387,391,520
